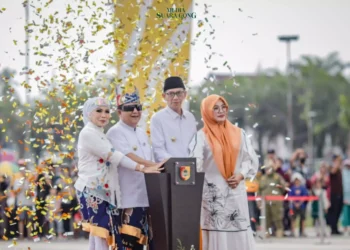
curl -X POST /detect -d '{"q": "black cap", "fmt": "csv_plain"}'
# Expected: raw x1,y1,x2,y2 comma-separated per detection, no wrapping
267,149,275,154
163,76,185,92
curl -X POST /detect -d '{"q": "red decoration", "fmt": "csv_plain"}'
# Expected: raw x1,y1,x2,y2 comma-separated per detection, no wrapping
98,158,104,163
104,183,109,188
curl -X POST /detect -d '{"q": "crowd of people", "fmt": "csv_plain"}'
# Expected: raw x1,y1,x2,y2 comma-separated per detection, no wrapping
246,148,350,238
0,160,86,241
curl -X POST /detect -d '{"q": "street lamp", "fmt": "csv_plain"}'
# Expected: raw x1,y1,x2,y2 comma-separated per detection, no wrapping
307,110,317,170
278,35,299,153
23,1,33,166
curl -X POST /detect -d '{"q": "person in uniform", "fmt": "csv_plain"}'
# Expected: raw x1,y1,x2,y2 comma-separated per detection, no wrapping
150,76,197,162
107,87,157,250
258,159,286,238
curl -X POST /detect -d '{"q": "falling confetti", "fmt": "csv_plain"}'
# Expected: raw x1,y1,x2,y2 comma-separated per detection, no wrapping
0,0,254,239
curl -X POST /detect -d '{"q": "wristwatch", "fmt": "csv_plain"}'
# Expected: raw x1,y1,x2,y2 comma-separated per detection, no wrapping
139,164,145,172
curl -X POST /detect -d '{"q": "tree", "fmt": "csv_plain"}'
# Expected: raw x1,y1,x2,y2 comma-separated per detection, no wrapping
190,52,350,158
339,94,350,144
189,71,290,156
293,52,350,155
0,68,28,158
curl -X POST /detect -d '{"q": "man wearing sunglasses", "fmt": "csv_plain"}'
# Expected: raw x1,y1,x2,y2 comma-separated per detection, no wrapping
106,87,156,250
150,76,197,163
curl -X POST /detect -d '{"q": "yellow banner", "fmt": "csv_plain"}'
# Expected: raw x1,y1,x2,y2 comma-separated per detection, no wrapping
114,0,193,130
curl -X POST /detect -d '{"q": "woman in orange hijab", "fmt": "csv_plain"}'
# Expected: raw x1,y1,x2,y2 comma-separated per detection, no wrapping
189,94,259,250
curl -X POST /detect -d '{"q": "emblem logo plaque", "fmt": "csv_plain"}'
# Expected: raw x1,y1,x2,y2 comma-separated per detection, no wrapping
175,162,195,185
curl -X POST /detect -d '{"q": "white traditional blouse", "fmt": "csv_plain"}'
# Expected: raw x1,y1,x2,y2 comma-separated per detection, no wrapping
75,122,137,207
189,129,259,232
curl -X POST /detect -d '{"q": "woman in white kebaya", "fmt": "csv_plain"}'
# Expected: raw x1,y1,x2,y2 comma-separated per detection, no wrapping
189,94,259,250
75,97,163,250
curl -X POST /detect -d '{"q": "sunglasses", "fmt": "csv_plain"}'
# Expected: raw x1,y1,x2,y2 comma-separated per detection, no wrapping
119,104,143,112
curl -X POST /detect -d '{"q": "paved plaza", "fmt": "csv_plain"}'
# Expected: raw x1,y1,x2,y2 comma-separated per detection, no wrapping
0,236,349,250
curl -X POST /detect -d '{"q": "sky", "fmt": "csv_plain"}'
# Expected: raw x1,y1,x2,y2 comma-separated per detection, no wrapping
0,0,350,91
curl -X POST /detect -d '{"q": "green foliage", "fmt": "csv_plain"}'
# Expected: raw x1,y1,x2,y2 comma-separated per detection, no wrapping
0,68,28,157
190,52,350,157
177,239,186,250
339,94,350,129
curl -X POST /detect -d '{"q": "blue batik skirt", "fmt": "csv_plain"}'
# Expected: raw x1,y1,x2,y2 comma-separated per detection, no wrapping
117,207,153,250
77,188,123,249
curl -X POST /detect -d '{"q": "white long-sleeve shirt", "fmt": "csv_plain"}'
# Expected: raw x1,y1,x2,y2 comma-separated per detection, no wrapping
150,106,197,162
74,122,137,207
107,120,152,208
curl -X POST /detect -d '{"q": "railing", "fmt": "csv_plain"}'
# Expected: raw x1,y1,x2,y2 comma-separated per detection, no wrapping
247,194,330,245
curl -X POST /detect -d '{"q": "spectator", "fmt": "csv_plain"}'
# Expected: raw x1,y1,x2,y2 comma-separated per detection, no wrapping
0,175,9,238
290,148,312,189
258,159,286,238
13,168,36,240
46,187,64,239
263,149,276,173
35,163,52,237
275,157,291,183
57,166,76,234
289,172,308,237
267,149,276,161
310,162,330,190
342,159,350,235
272,157,293,236
311,178,330,236
328,155,343,235
245,175,259,233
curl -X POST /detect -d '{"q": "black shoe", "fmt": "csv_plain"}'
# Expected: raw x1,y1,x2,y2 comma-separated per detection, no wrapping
331,231,342,235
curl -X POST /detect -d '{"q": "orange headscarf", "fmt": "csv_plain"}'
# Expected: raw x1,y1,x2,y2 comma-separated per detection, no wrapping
201,95,241,180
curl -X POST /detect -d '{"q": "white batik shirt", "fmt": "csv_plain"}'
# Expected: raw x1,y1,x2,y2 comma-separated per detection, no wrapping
107,120,152,208
150,106,197,162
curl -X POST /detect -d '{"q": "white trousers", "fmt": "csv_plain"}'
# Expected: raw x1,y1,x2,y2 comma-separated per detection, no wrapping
202,228,256,250
88,233,109,250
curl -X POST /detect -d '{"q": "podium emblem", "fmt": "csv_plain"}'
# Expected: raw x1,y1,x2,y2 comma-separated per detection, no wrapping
175,161,195,185
180,166,191,181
